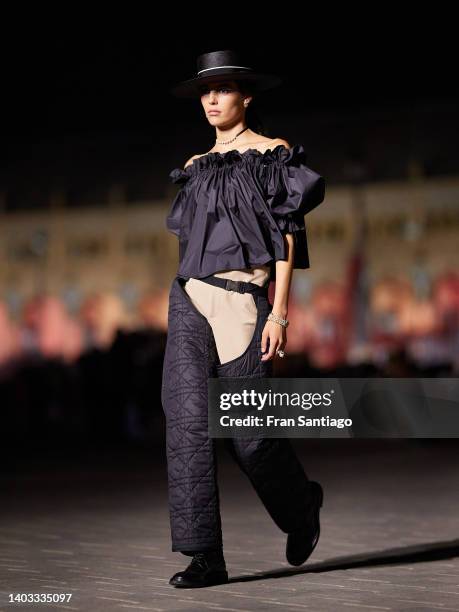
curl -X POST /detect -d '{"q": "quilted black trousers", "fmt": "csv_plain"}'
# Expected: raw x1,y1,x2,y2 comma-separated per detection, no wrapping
161,275,314,554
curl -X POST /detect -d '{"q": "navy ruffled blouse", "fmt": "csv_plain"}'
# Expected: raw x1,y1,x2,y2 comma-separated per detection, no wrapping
166,143,325,282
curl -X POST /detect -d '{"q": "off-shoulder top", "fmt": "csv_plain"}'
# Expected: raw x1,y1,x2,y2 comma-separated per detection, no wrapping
166,143,325,282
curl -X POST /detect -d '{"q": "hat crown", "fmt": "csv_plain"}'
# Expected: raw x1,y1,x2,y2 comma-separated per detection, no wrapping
170,48,282,98
196,49,252,77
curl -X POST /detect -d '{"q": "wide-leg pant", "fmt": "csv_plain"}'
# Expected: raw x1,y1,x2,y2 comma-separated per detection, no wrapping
160,274,315,554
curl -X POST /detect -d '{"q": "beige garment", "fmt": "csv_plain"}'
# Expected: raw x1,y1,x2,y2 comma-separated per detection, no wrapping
183,265,271,364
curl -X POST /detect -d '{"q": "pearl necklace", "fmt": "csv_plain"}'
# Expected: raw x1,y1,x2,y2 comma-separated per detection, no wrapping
215,126,249,145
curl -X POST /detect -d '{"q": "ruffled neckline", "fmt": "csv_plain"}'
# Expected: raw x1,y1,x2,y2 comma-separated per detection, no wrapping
169,143,307,185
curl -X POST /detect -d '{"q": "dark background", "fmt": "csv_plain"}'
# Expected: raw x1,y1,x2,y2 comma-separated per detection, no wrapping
1,21,457,452
2,22,457,210
1,22,459,610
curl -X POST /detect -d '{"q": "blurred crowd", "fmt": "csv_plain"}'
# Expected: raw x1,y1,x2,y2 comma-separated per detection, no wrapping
1,270,457,446
1,270,458,372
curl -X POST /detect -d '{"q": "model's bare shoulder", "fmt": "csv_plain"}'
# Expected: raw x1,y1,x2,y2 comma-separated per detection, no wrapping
253,137,289,153
270,137,292,150
184,155,199,169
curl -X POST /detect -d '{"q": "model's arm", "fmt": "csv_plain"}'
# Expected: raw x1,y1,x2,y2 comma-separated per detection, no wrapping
261,233,293,361
261,138,294,362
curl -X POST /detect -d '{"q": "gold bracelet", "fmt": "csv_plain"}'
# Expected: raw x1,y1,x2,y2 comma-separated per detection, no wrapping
267,312,289,328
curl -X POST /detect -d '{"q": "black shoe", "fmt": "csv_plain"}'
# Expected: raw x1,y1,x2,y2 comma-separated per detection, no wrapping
169,550,229,588
286,481,323,566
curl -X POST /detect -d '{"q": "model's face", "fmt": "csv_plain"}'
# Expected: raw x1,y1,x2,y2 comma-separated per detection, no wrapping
199,79,251,126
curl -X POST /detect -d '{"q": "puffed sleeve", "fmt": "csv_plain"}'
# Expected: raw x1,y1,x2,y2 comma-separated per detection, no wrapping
169,167,190,186
261,144,325,233
259,144,326,271
166,168,191,237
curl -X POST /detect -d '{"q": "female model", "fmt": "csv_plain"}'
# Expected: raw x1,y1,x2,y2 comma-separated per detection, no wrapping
161,49,326,588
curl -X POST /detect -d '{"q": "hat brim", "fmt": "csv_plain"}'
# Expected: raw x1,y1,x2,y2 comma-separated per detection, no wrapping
169,71,283,99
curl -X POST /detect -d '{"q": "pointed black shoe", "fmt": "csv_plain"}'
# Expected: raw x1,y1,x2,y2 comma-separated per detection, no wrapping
169,551,229,588
286,480,324,566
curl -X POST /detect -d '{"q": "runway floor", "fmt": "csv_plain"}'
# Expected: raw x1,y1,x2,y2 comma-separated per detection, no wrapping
1,438,459,611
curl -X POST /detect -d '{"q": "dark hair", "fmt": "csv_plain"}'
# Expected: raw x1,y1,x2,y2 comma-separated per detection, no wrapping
238,82,270,137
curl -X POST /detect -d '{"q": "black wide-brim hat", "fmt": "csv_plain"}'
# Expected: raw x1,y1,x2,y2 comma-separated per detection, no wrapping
169,49,283,99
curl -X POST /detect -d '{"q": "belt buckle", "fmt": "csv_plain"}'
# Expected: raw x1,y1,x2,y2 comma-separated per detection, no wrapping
225,279,245,293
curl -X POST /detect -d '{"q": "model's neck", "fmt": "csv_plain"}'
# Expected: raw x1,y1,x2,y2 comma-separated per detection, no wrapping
215,123,251,145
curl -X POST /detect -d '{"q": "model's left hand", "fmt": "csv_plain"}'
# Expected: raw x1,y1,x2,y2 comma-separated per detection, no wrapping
261,320,286,361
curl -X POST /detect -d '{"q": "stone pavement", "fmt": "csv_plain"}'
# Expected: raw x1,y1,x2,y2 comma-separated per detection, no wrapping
1,439,459,611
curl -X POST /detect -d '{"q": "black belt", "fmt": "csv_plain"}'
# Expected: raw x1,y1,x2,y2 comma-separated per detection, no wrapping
194,274,269,296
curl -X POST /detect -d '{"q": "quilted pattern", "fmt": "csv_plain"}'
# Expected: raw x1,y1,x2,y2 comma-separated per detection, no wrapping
161,276,315,553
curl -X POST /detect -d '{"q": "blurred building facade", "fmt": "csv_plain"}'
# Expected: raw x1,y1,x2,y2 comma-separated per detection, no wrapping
0,174,457,315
